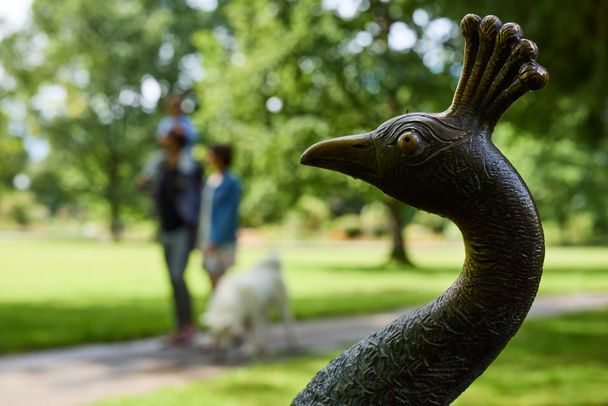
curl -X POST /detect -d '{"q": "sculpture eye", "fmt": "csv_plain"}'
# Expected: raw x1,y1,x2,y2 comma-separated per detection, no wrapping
397,131,420,154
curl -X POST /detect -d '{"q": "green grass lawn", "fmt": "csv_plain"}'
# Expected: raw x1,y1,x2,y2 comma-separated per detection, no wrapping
1,235,608,353
95,308,608,406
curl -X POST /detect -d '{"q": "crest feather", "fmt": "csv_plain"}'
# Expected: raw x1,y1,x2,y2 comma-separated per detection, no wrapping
447,14,549,131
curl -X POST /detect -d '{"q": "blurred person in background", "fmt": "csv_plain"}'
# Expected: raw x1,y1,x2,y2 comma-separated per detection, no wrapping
156,94,198,146
141,94,199,180
199,144,241,291
143,127,203,345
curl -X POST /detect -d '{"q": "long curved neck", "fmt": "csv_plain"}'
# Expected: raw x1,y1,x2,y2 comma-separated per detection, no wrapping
293,149,544,405
427,163,545,401
453,155,545,308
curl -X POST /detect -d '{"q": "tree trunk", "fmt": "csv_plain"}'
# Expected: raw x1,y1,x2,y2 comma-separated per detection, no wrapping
109,195,123,241
385,197,414,266
106,144,123,242
377,16,414,266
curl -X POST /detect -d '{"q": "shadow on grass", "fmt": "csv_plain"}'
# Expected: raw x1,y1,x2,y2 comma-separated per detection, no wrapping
0,297,210,354
323,263,460,275
544,265,608,275
511,309,608,364
293,289,435,321
458,308,608,405
1,288,435,354
96,309,608,406
324,262,608,277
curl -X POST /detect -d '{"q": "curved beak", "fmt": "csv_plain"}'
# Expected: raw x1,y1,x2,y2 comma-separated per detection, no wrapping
300,132,379,180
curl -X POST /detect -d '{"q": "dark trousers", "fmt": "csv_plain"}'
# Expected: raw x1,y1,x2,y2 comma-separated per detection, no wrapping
160,227,193,329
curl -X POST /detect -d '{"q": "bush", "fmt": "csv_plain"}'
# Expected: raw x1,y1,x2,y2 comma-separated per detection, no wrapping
360,202,389,237
276,195,332,238
414,211,450,235
0,191,47,228
332,213,362,239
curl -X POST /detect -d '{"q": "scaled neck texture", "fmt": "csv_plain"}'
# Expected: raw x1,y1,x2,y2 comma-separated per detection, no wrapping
293,141,545,406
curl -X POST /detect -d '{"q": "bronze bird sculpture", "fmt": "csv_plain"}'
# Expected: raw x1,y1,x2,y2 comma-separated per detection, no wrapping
294,14,548,405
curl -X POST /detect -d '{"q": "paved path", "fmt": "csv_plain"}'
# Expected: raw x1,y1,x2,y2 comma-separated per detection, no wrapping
2,292,608,406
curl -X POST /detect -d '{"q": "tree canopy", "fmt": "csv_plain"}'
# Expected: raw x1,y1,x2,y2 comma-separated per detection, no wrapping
1,0,606,243
1,0,209,238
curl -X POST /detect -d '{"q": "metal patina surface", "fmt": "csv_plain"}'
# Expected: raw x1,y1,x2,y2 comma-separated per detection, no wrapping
294,14,549,406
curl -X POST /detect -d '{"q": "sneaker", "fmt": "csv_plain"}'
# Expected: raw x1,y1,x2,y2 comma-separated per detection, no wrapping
163,324,197,346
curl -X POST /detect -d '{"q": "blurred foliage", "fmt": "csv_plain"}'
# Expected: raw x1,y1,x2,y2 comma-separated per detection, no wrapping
0,0,607,244
0,190,46,227
191,0,464,261
496,124,608,244
435,0,608,241
333,213,363,239
0,0,210,239
435,1,608,144
360,201,390,237
0,133,27,188
0,100,27,189
193,0,458,228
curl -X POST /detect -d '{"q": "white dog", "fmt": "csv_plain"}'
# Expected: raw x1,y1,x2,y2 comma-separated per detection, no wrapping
202,253,296,357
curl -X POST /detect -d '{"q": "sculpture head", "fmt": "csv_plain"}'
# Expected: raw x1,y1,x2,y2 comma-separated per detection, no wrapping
301,112,475,217
301,14,548,220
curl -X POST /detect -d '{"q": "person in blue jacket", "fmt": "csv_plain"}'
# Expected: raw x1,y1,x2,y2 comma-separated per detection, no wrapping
198,144,241,291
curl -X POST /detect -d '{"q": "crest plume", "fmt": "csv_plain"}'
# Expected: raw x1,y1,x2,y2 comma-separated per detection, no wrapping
447,14,549,130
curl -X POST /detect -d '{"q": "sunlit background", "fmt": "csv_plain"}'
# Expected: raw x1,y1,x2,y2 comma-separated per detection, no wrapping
1,0,606,244
1,1,608,405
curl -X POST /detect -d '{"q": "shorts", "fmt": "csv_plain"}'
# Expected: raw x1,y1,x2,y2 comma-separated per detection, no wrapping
203,244,236,275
